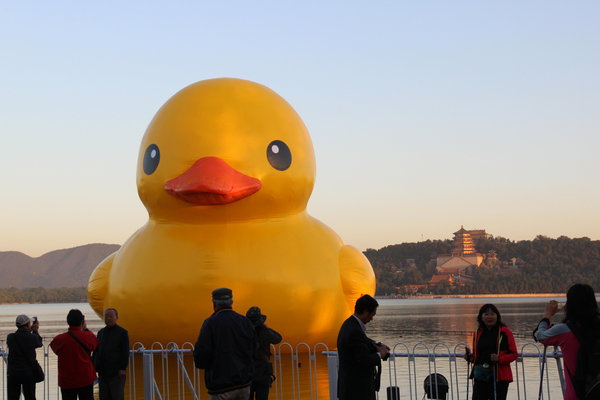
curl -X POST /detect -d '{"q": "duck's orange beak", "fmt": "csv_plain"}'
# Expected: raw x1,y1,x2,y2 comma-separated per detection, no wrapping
164,157,262,205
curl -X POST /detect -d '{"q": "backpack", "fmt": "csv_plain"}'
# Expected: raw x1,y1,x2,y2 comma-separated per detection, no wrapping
567,321,600,400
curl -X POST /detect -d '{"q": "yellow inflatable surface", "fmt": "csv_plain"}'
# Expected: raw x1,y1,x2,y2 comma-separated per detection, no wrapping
88,78,375,346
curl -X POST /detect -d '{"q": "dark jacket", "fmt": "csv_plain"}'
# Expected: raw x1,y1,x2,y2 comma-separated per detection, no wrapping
7,328,43,377
252,324,282,380
336,316,381,400
471,325,518,382
94,324,129,378
50,327,98,388
194,308,256,394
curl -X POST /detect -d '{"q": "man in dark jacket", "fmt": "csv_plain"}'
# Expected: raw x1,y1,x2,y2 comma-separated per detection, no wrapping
246,306,282,400
7,314,43,400
194,288,256,400
336,295,389,400
50,309,98,400
94,308,129,400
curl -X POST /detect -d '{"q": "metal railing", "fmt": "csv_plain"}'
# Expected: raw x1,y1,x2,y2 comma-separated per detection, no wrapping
324,343,566,400
1,341,565,399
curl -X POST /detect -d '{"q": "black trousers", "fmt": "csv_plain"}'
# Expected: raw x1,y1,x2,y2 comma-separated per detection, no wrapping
249,377,272,400
7,375,36,400
60,384,94,400
99,375,126,400
472,380,510,400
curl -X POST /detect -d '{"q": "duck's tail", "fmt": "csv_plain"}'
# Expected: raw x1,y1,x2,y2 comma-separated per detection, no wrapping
339,245,377,312
87,252,116,317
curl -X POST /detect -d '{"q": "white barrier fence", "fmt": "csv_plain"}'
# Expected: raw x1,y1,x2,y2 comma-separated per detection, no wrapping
1,341,565,400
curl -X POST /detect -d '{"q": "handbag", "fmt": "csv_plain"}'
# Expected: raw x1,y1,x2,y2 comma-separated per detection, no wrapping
14,335,45,383
32,361,45,383
472,364,493,382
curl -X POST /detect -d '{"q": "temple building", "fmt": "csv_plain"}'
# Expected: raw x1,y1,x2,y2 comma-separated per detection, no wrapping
436,226,484,274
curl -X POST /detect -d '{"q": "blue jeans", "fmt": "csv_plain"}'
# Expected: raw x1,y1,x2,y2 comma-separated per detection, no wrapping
472,380,509,400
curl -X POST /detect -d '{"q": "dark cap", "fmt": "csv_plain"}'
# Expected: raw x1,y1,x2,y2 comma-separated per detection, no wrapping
246,306,267,326
212,288,233,301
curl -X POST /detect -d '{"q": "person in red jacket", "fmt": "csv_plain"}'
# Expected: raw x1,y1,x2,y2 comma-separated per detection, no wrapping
50,309,98,400
464,304,518,400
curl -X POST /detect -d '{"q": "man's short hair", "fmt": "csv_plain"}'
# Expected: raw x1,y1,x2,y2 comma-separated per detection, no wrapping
354,294,378,314
104,308,118,318
67,309,85,327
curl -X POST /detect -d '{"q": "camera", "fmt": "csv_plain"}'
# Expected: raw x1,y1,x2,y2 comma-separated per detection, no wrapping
31,316,38,324
376,342,391,361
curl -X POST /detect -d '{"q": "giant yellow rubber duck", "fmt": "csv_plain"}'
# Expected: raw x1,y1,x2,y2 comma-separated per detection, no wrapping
88,78,375,346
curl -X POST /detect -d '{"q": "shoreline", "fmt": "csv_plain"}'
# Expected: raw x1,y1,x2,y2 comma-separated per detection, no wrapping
378,293,571,299
1,293,575,304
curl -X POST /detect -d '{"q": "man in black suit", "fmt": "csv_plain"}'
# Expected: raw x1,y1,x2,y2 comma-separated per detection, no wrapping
336,295,390,400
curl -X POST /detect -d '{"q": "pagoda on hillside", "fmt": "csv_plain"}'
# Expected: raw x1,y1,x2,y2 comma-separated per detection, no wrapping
452,226,476,256
436,226,484,274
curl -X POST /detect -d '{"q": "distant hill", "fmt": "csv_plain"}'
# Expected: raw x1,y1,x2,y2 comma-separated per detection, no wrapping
3,235,600,295
0,244,120,288
365,235,600,295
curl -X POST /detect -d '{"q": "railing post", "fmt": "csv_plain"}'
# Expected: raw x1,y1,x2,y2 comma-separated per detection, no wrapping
553,346,566,396
326,352,338,400
143,351,155,400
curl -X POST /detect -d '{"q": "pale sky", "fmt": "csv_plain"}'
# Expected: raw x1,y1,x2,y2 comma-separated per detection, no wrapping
1,2,599,257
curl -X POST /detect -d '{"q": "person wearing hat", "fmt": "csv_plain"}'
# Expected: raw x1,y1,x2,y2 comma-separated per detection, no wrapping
246,306,282,400
50,309,98,400
194,288,256,400
6,314,43,400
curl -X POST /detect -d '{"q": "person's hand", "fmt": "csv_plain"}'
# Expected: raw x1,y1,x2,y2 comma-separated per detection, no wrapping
31,320,39,332
376,343,390,359
118,369,127,377
545,300,559,319
490,353,499,362
464,346,472,362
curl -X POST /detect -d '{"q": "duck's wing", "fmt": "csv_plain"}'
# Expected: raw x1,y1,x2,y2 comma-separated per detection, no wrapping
87,252,116,317
339,245,376,311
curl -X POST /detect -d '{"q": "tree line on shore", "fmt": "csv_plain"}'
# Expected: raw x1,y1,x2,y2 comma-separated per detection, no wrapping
365,235,600,296
0,287,88,303
3,235,599,301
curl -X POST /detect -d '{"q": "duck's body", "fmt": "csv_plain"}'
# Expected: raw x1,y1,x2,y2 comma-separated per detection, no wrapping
88,78,375,346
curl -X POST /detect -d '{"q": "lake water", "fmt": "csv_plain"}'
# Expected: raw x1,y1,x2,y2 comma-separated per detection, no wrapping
0,296,568,346
0,303,103,341
0,296,573,399
368,296,568,348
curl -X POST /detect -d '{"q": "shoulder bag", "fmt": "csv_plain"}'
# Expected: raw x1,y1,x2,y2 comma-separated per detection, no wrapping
68,331,93,361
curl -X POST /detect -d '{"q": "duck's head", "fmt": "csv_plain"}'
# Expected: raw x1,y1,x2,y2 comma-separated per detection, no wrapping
136,78,316,223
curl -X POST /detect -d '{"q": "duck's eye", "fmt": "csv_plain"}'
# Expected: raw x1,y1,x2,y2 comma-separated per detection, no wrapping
266,140,292,171
143,144,160,175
